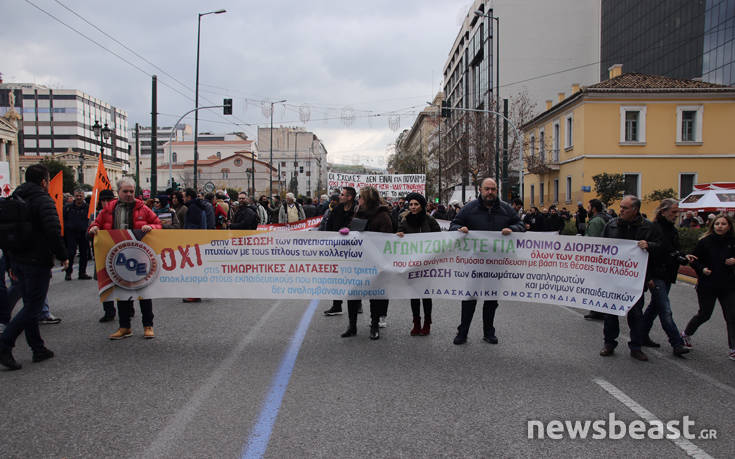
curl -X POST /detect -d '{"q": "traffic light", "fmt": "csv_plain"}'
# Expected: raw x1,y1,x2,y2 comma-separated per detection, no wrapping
441,101,450,118
223,98,232,115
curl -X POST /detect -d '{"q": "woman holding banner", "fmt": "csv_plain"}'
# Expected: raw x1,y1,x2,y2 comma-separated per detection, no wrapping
341,186,393,340
396,192,441,336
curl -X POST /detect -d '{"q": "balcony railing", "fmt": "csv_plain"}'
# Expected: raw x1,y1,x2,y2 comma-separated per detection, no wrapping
525,149,560,174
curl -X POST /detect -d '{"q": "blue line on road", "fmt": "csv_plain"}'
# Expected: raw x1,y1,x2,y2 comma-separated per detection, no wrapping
242,299,319,459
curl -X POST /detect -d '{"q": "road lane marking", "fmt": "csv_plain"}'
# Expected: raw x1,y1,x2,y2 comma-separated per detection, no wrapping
563,305,735,397
594,378,713,459
241,298,318,459
140,300,281,459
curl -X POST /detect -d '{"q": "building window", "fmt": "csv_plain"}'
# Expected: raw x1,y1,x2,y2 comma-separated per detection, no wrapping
620,106,646,143
216,152,221,159
679,173,697,198
566,176,572,202
553,121,560,162
540,182,545,205
565,114,573,148
539,129,545,158
530,184,535,205
172,152,177,163
529,135,535,158
676,106,703,143
221,168,229,179
623,173,640,197
553,179,559,203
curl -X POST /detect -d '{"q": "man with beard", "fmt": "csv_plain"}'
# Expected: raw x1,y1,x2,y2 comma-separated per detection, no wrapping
449,178,525,345
230,193,259,230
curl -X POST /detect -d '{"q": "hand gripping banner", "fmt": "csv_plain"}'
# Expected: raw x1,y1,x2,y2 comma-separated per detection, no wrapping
93,230,648,316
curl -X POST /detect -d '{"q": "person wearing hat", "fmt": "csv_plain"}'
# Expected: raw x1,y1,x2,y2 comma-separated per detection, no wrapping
396,192,441,336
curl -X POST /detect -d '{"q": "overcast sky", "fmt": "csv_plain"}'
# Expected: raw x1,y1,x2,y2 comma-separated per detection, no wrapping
2,0,482,167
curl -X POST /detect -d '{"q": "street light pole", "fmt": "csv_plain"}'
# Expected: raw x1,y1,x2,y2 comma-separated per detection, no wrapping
474,10,500,185
269,99,287,199
194,8,226,191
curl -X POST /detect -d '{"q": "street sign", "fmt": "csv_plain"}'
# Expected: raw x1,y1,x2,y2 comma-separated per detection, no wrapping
203,181,215,193
581,186,591,192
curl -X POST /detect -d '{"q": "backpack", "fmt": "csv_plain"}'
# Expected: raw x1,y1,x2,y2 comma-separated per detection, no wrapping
0,195,33,252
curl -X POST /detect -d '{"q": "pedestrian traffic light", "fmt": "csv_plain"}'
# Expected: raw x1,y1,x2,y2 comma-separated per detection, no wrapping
223,98,232,115
441,101,450,118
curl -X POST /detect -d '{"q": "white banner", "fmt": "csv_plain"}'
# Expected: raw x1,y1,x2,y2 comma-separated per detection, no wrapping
94,230,647,316
328,172,425,199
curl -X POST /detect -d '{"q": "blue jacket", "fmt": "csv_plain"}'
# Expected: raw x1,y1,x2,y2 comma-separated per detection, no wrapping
449,198,525,232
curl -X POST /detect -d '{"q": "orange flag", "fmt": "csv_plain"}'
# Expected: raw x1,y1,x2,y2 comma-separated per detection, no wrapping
49,171,64,236
88,155,112,218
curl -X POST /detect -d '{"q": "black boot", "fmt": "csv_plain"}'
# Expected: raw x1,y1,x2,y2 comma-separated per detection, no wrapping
0,346,21,370
370,324,380,340
341,302,359,337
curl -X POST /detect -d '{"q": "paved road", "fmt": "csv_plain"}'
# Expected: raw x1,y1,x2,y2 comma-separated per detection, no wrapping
1,268,734,458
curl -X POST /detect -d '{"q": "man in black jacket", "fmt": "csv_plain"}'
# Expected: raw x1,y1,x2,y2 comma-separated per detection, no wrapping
323,187,358,316
449,178,526,345
63,188,92,280
641,199,693,356
230,192,259,230
600,195,660,361
0,164,69,370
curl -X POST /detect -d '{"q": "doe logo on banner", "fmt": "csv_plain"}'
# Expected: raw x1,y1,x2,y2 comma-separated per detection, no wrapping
105,240,159,290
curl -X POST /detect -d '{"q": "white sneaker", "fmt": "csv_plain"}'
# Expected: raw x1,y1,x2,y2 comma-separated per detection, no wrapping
378,316,387,328
729,350,735,361
0,323,6,334
681,332,692,349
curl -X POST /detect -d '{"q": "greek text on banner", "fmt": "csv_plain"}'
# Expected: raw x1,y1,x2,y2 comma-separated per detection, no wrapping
93,230,648,316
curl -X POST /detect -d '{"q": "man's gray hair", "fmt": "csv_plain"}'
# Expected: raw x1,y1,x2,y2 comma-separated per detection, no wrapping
623,194,641,211
116,176,136,191
655,198,678,217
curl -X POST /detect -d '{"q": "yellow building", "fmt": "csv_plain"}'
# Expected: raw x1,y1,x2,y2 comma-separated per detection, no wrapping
520,65,735,217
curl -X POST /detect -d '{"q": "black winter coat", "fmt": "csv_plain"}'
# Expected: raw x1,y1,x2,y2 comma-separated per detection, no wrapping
230,205,259,230
450,198,525,232
691,233,735,289
397,212,441,234
649,216,686,283
602,215,660,281
355,205,393,233
63,201,90,233
9,182,68,267
325,203,355,232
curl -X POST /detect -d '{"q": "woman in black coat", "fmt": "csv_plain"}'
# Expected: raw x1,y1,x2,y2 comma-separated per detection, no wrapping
341,186,393,340
682,214,735,360
396,192,441,336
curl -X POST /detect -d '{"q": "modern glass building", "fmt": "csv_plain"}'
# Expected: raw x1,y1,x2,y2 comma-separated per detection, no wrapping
601,0,735,85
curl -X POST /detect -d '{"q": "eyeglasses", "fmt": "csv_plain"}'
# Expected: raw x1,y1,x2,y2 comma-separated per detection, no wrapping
154,200,160,204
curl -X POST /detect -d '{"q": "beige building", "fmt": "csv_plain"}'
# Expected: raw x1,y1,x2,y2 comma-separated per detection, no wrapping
257,126,328,198
0,104,21,191
155,151,277,196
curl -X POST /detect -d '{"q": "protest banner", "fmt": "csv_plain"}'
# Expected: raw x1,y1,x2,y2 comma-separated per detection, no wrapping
327,172,425,199
257,216,322,232
93,230,646,316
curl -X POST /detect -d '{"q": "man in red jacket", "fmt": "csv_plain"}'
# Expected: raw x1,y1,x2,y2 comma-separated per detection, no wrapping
89,177,162,340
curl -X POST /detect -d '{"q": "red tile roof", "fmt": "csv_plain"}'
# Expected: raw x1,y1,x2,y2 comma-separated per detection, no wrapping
588,73,731,90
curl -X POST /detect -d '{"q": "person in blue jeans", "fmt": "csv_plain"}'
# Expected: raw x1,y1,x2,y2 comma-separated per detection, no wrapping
0,164,69,370
0,254,60,327
641,199,694,356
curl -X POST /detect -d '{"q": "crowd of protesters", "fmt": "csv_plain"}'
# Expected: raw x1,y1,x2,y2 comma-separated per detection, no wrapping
1,166,734,371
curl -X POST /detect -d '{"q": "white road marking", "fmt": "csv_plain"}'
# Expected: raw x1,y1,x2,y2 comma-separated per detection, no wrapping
139,300,281,459
594,378,713,459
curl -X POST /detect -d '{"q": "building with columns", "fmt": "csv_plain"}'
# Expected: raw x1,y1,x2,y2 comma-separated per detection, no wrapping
0,103,21,192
